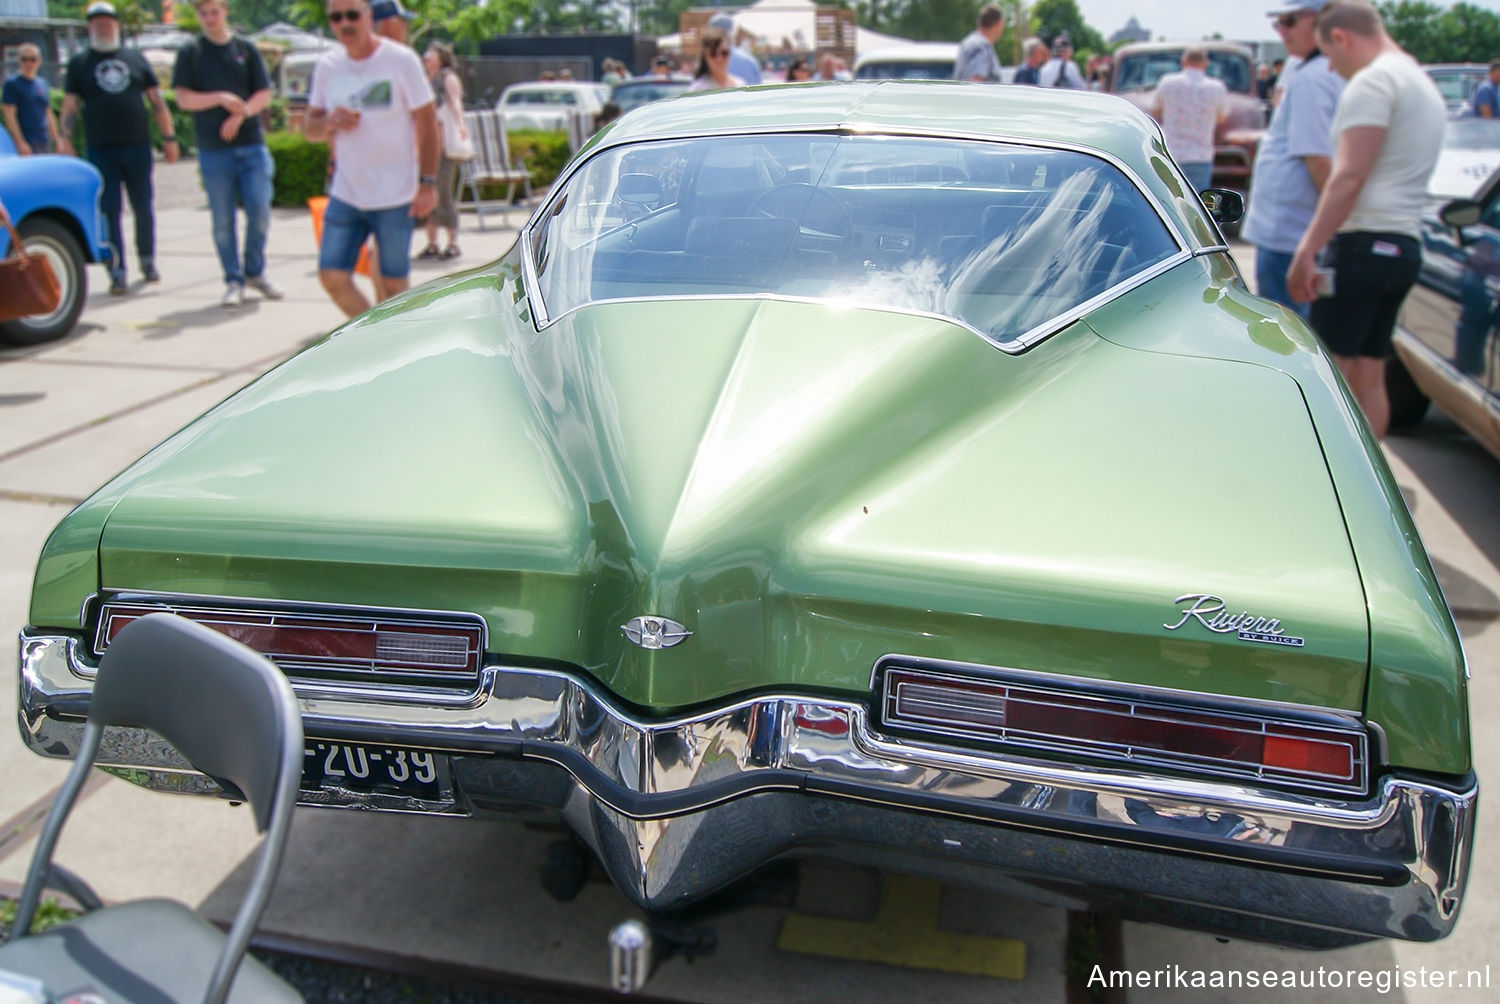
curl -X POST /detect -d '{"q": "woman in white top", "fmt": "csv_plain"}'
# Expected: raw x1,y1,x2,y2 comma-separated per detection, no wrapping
418,42,467,261
689,29,745,92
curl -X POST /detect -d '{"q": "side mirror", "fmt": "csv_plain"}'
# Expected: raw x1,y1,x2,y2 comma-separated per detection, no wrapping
617,173,663,206
1198,188,1244,226
1439,198,1483,228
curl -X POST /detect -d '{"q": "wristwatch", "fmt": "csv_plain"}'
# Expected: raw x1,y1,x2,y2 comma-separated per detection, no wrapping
420,174,437,186
162,135,177,143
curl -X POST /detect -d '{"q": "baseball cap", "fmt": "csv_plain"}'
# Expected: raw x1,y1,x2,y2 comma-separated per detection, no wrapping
1051,34,1073,53
85,1,118,18
1266,0,1328,15
708,13,734,31
370,0,416,22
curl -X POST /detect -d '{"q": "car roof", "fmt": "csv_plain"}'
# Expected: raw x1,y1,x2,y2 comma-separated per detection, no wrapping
854,42,960,65
1114,41,1252,58
583,80,1210,244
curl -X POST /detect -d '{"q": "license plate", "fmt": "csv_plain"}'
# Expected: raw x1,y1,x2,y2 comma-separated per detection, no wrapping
301,741,449,802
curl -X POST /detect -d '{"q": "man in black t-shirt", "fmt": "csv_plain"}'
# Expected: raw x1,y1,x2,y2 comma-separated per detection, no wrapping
173,0,281,308
63,1,180,294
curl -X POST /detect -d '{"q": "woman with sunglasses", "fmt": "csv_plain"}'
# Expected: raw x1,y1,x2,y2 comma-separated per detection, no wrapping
689,29,745,93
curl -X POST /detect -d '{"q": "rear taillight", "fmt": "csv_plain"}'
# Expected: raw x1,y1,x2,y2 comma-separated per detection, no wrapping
881,663,1366,794
94,599,484,689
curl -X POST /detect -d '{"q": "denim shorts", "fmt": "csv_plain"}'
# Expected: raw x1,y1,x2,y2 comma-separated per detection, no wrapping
319,197,415,279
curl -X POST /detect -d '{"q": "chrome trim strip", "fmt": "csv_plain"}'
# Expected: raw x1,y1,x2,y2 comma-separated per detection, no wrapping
18,629,1476,938
522,126,1197,350
1194,244,1231,257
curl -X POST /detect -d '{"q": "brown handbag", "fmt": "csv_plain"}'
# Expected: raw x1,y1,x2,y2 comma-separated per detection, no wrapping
0,218,62,322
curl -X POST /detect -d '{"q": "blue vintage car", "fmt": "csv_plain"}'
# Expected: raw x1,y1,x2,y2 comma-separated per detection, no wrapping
0,130,108,345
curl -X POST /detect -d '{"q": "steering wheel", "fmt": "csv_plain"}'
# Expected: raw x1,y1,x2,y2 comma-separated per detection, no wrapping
746,183,852,241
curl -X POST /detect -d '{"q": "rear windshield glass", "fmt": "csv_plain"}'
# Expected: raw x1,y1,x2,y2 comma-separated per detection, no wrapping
1114,51,1250,93
528,133,1180,344
855,59,956,80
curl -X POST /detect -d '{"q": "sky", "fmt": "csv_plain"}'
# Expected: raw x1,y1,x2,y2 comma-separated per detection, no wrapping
1075,0,1500,45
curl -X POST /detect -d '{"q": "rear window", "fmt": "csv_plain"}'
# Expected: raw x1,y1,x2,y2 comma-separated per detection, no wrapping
1114,51,1250,94
855,59,955,80
528,133,1180,345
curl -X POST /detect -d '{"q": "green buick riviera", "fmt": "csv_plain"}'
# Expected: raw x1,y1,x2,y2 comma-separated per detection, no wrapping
19,82,1476,948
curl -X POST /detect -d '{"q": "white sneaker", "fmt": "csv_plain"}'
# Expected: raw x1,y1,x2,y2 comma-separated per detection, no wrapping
221,283,244,309
246,275,284,300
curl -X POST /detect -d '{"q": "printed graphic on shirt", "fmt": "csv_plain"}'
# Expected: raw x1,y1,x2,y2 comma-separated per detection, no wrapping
94,59,132,94
353,79,391,109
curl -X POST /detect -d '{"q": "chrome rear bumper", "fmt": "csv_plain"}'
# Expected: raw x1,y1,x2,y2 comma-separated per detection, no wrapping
19,630,1476,946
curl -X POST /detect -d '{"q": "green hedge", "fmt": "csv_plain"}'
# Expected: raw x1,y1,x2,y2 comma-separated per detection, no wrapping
507,130,571,191
265,131,330,207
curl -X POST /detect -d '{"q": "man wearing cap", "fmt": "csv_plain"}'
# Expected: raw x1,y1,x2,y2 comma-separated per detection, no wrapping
953,5,1005,83
1038,35,1085,88
1240,0,1344,317
173,0,281,308
306,0,439,317
707,13,761,85
63,0,179,295
3,43,63,155
371,0,414,46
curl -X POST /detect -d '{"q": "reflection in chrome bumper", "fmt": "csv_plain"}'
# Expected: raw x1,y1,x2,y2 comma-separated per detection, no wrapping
19,630,1476,946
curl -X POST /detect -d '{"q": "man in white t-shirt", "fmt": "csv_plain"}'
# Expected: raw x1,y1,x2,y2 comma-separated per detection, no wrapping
1286,0,1444,438
307,0,439,317
1149,47,1228,192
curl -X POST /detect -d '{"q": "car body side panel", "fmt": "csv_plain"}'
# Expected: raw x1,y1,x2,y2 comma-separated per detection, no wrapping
1090,254,1471,775
0,153,107,262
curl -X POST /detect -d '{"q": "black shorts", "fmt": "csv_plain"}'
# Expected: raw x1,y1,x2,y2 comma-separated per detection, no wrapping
1309,231,1422,359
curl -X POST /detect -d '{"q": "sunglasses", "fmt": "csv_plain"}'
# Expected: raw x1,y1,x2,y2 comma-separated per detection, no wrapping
707,47,728,58
1274,12,1306,29
19,55,39,63
328,9,362,23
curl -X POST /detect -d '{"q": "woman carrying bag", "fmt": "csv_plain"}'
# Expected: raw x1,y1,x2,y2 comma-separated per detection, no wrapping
418,42,471,261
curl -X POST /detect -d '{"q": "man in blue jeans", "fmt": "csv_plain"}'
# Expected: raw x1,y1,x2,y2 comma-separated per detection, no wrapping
1239,0,1344,317
306,0,438,317
173,0,282,308
63,1,180,295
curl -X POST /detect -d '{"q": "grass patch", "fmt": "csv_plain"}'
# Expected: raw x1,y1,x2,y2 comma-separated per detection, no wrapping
0,895,80,942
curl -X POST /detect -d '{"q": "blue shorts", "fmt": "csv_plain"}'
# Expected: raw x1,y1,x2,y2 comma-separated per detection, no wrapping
319,196,415,279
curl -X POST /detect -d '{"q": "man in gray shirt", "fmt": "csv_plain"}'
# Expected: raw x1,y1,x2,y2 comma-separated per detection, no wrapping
1240,0,1344,317
953,5,1005,83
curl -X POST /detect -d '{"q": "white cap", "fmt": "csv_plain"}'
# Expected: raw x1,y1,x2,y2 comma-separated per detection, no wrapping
85,1,118,18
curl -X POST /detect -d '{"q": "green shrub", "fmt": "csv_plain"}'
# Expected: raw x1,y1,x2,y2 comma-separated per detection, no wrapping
267,96,289,134
266,131,330,207
48,89,85,155
148,90,198,156
507,130,572,191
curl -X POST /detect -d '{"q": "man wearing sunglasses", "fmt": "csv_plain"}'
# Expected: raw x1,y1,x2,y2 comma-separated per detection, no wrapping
3,43,63,156
306,0,439,317
1240,0,1344,317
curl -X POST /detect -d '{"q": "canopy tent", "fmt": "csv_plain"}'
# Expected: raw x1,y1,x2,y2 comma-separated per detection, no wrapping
657,0,911,56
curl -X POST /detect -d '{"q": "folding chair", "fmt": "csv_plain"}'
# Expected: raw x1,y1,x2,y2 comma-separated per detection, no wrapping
0,613,305,1004
460,109,533,230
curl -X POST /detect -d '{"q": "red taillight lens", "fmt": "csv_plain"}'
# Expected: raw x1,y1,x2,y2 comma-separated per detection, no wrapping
883,666,1365,793
95,600,483,681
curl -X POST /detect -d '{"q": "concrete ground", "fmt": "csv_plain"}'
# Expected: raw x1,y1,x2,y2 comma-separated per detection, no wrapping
1,160,1497,1000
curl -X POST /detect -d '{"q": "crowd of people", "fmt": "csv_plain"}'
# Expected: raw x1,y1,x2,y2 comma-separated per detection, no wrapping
0,0,1463,430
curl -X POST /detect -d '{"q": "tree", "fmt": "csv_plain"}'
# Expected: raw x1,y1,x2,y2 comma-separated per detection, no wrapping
1029,0,1104,55
1380,0,1500,63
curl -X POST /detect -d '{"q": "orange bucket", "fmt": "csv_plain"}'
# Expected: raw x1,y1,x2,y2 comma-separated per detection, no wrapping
307,196,373,277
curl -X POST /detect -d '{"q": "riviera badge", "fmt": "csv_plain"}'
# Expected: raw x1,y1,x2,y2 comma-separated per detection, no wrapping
621,616,692,650
1163,594,1305,647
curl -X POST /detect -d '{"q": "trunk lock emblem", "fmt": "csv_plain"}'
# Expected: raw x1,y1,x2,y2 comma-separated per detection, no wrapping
621,616,692,650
